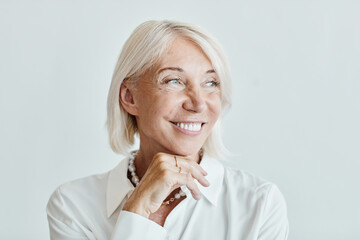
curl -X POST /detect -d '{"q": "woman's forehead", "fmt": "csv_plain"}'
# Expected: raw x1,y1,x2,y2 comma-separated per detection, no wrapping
141,38,218,81
158,38,211,63
153,57,215,77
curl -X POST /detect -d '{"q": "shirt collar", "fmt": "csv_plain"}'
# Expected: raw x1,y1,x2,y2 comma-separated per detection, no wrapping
106,152,224,218
106,156,134,218
197,152,224,207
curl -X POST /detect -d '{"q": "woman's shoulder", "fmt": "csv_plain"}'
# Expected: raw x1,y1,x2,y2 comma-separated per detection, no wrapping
222,165,279,195
54,171,109,197
45,170,119,236
221,165,289,237
221,165,288,216
47,171,110,215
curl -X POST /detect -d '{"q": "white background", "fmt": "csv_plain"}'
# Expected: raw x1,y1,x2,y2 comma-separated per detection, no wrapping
1,0,359,239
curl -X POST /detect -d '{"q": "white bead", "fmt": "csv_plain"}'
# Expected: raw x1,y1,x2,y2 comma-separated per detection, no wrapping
131,172,136,176
129,165,135,172
175,193,181,199
132,176,139,183
180,190,186,196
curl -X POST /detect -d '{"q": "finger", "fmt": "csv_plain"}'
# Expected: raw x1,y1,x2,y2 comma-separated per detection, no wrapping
170,164,210,188
173,155,208,176
182,172,202,200
174,159,210,187
171,172,201,200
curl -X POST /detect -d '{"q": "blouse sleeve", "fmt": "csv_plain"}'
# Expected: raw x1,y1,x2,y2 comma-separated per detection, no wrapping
257,184,289,240
46,188,94,240
46,187,168,240
110,211,167,240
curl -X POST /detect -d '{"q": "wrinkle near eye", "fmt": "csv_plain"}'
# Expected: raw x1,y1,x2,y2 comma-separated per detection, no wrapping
159,82,185,91
155,72,185,91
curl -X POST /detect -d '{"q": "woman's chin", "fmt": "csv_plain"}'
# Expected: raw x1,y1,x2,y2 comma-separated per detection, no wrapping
170,146,203,158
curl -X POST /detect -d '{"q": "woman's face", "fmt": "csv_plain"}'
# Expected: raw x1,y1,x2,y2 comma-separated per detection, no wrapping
131,37,221,156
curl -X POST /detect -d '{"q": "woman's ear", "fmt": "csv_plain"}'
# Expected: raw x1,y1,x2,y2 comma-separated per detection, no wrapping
119,82,138,116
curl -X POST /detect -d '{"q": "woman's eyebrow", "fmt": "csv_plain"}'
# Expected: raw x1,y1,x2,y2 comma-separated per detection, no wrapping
158,67,184,73
157,67,216,74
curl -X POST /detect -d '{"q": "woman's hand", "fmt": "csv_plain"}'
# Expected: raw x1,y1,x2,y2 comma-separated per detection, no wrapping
122,152,210,218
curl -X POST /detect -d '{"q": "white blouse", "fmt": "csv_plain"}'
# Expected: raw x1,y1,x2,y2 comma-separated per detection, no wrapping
46,153,289,240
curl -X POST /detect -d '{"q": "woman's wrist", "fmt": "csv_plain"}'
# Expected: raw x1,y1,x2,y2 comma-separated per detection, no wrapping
123,197,151,219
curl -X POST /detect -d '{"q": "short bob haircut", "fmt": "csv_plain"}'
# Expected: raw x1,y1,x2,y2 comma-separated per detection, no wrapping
106,19,232,159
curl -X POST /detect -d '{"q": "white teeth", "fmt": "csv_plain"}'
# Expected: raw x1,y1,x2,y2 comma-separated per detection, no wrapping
175,122,202,131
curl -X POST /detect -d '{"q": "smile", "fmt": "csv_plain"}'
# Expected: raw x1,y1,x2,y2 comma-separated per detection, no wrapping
170,121,205,135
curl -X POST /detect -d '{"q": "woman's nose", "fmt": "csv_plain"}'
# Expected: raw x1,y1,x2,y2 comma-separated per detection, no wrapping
182,88,206,113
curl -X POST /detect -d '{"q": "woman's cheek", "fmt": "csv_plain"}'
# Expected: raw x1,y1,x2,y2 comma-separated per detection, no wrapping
207,95,222,115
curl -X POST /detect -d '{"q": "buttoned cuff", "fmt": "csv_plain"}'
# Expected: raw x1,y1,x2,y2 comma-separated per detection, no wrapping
110,210,167,240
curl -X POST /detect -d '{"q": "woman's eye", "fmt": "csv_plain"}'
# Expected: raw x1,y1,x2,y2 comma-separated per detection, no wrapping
159,78,185,91
166,79,180,84
205,80,219,87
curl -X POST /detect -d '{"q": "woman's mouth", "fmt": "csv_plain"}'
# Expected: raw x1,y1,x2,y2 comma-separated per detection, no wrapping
170,121,205,135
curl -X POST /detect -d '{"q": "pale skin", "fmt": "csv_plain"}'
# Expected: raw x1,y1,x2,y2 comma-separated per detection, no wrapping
119,37,222,226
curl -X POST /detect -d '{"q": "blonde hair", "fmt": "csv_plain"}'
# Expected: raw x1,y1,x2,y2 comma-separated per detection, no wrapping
106,20,232,159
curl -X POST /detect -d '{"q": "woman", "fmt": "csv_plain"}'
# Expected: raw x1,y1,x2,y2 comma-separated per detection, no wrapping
47,20,289,240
